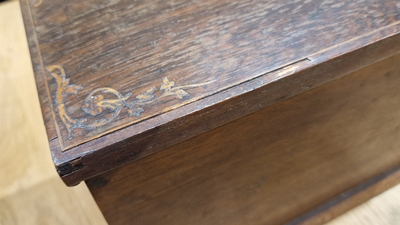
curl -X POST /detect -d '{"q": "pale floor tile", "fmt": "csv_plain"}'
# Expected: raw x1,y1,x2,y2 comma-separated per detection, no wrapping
0,178,107,225
0,1,107,224
0,0,54,197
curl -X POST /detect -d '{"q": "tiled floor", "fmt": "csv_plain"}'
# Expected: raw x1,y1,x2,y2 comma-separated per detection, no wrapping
0,2,106,224
0,1,399,224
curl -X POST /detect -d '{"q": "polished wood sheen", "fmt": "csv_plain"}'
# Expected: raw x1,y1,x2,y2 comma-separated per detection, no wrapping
87,54,400,225
19,0,400,185
25,0,400,148
4,2,397,224
20,0,400,224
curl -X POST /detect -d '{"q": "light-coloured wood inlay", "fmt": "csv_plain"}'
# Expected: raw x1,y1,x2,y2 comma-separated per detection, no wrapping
46,65,215,141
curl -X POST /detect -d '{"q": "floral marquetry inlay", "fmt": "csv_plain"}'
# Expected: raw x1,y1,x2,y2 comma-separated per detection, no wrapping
47,65,215,139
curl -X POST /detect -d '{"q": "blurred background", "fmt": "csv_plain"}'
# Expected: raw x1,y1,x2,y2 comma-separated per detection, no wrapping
1,0,400,224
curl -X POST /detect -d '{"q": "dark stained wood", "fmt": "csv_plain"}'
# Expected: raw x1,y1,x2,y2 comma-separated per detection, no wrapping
87,54,400,225
27,0,400,149
20,0,400,184
20,0,400,175
21,0,400,222
57,27,400,186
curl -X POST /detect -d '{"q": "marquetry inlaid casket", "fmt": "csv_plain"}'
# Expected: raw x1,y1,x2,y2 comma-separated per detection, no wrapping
20,0,400,224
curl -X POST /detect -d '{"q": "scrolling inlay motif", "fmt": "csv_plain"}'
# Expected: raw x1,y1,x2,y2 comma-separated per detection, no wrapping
47,65,215,139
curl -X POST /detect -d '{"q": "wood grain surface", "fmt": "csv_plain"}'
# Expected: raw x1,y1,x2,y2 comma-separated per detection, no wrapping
24,0,400,149
88,53,400,225
0,2,106,224
3,2,400,224
57,24,400,185
3,1,400,225
21,2,400,185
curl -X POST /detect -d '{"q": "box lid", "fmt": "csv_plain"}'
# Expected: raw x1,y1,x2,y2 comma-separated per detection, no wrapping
20,0,400,185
